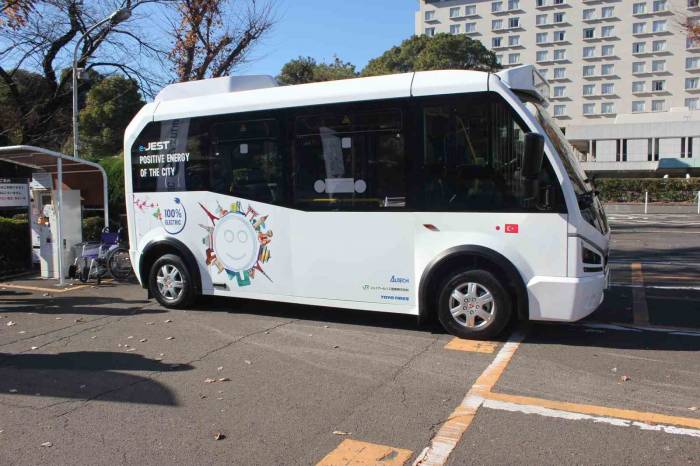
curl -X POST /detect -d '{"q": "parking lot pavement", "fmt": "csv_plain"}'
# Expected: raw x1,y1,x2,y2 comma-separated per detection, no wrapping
1,215,699,466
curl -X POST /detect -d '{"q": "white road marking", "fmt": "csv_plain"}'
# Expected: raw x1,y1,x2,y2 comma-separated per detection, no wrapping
611,283,700,291
482,399,700,438
574,322,700,337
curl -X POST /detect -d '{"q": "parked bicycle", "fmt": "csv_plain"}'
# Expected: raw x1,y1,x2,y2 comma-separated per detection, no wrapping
69,227,133,284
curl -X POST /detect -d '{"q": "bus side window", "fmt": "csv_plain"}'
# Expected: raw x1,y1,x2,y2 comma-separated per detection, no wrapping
293,105,407,210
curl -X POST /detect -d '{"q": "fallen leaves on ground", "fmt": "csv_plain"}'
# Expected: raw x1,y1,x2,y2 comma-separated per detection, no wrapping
214,432,225,440
41,442,52,447
333,431,351,436
6,321,16,327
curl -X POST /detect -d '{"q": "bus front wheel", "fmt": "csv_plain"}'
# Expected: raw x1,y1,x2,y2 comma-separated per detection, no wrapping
149,254,196,309
437,269,512,340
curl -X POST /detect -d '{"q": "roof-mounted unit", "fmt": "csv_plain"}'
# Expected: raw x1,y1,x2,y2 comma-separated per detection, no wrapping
154,75,279,102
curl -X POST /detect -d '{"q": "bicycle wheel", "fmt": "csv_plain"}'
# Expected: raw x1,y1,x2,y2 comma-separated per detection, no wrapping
77,257,90,283
107,248,134,281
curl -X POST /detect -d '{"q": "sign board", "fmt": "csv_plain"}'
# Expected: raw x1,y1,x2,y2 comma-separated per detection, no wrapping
0,181,29,208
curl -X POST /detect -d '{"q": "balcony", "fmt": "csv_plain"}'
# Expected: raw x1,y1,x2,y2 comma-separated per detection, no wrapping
632,8,673,18
536,2,570,10
492,7,525,16
633,29,672,37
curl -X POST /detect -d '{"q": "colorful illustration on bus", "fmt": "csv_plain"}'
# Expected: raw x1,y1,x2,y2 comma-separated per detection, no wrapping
199,201,273,287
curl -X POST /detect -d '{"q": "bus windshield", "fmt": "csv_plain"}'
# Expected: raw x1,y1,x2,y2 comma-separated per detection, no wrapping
525,101,590,196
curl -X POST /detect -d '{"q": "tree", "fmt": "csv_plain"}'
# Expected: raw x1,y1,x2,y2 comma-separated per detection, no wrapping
170,0,276,82
362,34,500,77
0,1,164,150
277,56,358,85
99,155,125,220
79,76,144,160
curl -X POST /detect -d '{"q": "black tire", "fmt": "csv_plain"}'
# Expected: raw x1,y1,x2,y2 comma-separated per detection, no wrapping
437,269,512,340
77,258,90,283
148,253,196,308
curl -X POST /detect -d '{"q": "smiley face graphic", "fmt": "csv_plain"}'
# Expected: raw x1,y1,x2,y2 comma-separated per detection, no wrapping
212,214,260,272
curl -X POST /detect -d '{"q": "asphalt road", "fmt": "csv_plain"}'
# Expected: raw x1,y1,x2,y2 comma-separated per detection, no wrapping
1,214,699,465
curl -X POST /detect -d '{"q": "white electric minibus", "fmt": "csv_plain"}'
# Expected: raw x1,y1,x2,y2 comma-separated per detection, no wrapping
124,65,610,339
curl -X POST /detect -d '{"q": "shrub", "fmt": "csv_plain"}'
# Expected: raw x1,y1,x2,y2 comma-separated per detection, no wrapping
82,216,104,242
595,178,700,203
0,217,30,275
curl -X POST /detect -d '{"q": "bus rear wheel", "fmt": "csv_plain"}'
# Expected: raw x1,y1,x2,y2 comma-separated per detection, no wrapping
149,254,196,309
437,269,511,340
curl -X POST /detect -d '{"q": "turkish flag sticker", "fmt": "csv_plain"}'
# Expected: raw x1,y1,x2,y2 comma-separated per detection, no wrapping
505,224,519,234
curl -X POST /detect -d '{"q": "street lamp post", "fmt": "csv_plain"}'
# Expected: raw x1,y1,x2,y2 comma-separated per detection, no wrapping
71,7,132,161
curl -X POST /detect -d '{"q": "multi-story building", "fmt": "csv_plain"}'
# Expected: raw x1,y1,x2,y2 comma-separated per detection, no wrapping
416,0,700,176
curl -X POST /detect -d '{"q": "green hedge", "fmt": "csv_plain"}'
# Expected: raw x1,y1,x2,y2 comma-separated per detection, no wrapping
0,217,30,276
595,178,700,203
82,216,104,242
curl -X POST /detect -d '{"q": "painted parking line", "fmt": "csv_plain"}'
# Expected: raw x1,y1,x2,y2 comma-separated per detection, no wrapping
630,262,649,326
443,338,498,354
413,332,525,466
0,283,90,294
316,439,413,466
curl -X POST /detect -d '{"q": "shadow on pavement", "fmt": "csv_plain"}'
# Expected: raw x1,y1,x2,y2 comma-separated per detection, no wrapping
0,351,192,406
0,295,164,316
527,322,700,352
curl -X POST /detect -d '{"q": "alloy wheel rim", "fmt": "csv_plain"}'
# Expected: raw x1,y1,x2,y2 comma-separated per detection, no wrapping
448,282,496,329
156,264,184,302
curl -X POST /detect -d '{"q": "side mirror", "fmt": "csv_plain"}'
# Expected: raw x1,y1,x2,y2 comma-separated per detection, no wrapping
522,133,545,180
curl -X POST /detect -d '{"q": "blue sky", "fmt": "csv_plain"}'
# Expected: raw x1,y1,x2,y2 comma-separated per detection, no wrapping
240,0,417,76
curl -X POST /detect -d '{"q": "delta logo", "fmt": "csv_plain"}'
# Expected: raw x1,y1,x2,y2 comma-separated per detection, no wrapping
390,275,409,284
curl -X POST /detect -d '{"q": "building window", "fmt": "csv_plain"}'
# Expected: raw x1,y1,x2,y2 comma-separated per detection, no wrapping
583,84,595,96
493,37,503,47
450,7,461,18
553,49,566,60
633,3,646,15
465,22,477,33
509,17,521,29
583,103,595,115
601,7,614,18
583,9,594,20
425,28,435,37
601,26,614,38
536,0,546,6
495,54,503,64
687,57,700,70
652,40,666,52
450,24,461,34
602,45,614,56
601,83,615,95
536,50,548,62
466,5,477,16
553,30,566,41
553,105,566,117
553,12,565,23
492,1,503,13
685,78,699,90
652,20,667,33
653,1,667,12
509,35,520,46
686,98,699,111
652,60,665,72
584,28,595,39
425,10,435,21
554,0,565,5
632,101,646,113
633,42,645,54
508,0,520,10
492,19,503,30
538,68,548,78
633,23,646,34
601,64,614,75
651,100,665,112
632,81,645,92
583,65,595,77
633,61,646,73
536,32,548,44
583,46,595,58
553,86,566,97
601,102,615,114
553,67,566,79
508,53,521,65
536,14,548,25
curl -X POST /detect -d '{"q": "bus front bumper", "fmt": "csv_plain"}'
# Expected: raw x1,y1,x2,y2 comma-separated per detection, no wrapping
526,273,606,322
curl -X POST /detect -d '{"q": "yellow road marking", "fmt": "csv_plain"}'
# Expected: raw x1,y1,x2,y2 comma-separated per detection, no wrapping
0,283,90,294
444,338,497,354
414,332,525,466
316,439,413,466
630,262,649,325
483,392,700,430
